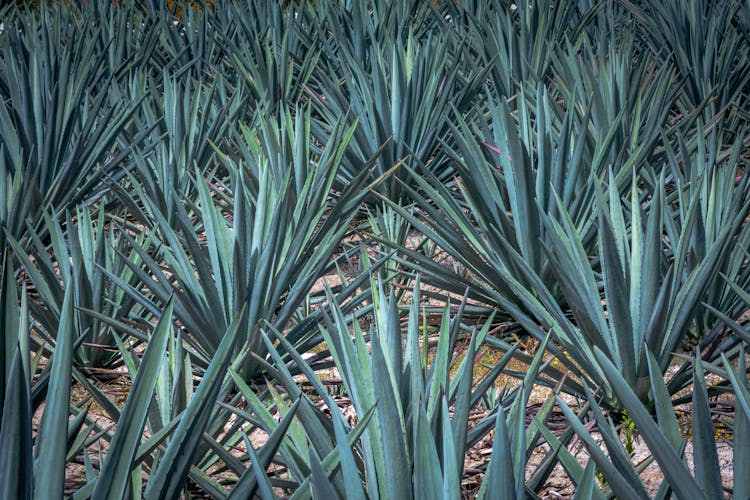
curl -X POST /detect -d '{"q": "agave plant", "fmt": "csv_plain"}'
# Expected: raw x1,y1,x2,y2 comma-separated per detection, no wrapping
558,344,749,499
75,0,163,84
141,0,232,81
108,102,378,378
1,1,749,498
223,1,321,113
0,2,148,312
0,281,90,499
307,0,489,201
126,69,245,222
226,276,577,498
626,0,750,127
382,41,749,405
382,25,683,297
2,254,191,498
36,298,266,499
664,130,750,328
502,170,746,407
7,206,153,371
455,0,583,100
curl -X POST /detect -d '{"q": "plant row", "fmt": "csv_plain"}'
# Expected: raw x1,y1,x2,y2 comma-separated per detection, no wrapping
1,1,749,498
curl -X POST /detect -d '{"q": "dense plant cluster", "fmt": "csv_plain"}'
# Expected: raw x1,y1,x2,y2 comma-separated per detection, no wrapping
1,0,749,498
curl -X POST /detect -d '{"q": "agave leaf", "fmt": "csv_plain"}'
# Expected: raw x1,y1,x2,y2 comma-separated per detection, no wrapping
727,350,750,499
591,348,706,499
242,438,275,500
572,461,598,500
581,384,647,495
477,406,514,500
1,257,22,418
309,445,341,500
439,397,460,500
319,289,385,495
371,326,412,499
0,347,33,500
450,315,479,479
229,398,301,500
65,408,91,462
285,406,377,500
645,350,682,451
134,414,182,464
599,201,635,384
529,413,604,500
256,333,337,479
413,406,442,500
92,297,174,500
34,284,75,500
144,304,245,498
719,352,750,420
331,409,366,500
72,367,121,422
691,354,723,499
186,465,230,499
427,303,453,419
557,398,647,500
